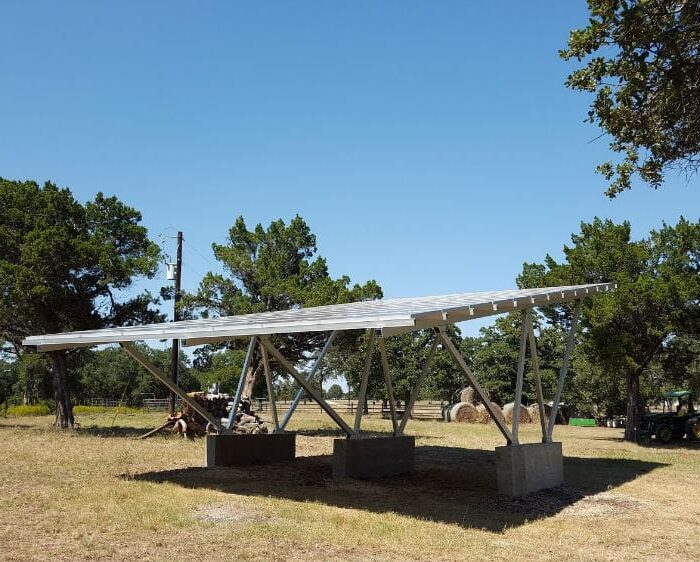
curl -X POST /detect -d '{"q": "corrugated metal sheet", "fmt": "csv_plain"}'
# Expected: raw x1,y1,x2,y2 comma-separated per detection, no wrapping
21,283,613,350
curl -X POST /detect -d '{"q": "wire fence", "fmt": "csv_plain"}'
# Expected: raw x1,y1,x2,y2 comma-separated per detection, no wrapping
76,397,447,419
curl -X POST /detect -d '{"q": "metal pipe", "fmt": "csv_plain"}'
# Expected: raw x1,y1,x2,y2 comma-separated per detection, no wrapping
526,312,548,440
353,329,376,435
260,337,353,437
436,326,513,444
398,337,438,435
120,342,225,432
280,331,337,430
512,308,529,444
546,301,582,440
226,336,257,429
261,343,279,431
377,337,398,435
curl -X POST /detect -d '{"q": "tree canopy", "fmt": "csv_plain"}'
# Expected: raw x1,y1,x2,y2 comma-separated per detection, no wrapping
562,0,700,196
519,216,700,440
0,178,162,426
185,215,382,399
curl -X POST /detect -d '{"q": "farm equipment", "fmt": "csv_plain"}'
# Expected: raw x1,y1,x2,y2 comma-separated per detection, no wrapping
639,390,700,444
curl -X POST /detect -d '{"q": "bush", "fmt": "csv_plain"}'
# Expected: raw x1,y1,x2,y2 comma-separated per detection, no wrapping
6,403,52,417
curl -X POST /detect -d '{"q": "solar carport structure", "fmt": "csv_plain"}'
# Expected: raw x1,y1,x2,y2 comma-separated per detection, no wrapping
23,282,614,496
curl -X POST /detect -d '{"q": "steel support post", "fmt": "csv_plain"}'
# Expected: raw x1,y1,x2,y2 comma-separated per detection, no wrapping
436,326,514,444
260,342,280,432
120,342,226,433
280,331,337,430
546,301,582,441
353,329,376,435
398,337,438,435
226,336,257,429
512,308,529,445
526,312,547,440
377,337,399,435
259,337,353,437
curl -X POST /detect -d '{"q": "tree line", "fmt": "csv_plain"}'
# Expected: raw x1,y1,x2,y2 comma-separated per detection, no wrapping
1,178,698,441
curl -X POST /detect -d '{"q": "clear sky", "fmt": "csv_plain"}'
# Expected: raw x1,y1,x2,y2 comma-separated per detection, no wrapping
2,2,698,338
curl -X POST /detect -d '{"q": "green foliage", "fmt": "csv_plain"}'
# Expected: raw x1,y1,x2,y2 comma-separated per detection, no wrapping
324,383,344,399
185,215,382,393
334,327,463,403
77,345,199,401
6,403,52,417
519,216,700,439
561,1,700,196
463,314,562,406
0,178,163,426
193,348,246,394
0,179,162,342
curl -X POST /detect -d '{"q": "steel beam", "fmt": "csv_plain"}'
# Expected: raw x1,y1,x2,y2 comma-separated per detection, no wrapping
398,336,438,435
260,342,279,431
377,337,399,435
512,309,529,445
280,331,337,430
120,342,225,433
259,337,353,437
546,301,582,441
226,336,257,430
526,312,547,440
353,329,376,435
436,327,513,444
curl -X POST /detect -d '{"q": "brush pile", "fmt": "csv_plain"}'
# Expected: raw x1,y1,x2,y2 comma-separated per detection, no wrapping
141,393,268,439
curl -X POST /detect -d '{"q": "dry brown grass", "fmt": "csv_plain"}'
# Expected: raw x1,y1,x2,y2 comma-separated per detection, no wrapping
1,409,699,561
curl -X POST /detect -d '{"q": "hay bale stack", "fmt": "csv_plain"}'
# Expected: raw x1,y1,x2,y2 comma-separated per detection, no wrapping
448,402,481,423
502,402,532,424
459,386,477,405
475,402,505,424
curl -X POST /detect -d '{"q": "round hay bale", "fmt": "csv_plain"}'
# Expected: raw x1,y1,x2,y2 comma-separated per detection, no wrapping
475,402,505,424
502,402,532,424
527,403,558,425
459,386,477,405
449,402,481,423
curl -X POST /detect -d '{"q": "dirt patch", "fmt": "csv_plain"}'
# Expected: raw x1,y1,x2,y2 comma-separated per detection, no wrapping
557,492,645,518
192,503,274,524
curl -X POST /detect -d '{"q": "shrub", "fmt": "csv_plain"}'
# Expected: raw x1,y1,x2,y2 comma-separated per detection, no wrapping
6,403,52,417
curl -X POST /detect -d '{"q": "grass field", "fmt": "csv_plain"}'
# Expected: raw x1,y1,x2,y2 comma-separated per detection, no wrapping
1,410,699,561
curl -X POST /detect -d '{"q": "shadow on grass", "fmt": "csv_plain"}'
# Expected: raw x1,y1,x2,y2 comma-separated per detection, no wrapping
294,428,433,439
130,444,665,531
76,425,159,438
584,434,700,449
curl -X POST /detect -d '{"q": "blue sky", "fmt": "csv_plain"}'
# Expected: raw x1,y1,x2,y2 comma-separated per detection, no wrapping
2,2,698,339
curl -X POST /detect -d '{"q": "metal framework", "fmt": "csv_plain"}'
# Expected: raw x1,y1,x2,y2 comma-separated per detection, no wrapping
23,283,613,444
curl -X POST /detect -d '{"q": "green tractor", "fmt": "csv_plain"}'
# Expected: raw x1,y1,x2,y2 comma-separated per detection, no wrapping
640,390,700,444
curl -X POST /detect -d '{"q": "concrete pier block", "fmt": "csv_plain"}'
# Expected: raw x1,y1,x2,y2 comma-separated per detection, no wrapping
495,441,563,496
332,436,415,479
205,432,296,467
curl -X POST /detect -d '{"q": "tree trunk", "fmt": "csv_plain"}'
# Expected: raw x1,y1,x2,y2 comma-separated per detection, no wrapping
241,362,260,401
624,369,644,442
49,351,74,429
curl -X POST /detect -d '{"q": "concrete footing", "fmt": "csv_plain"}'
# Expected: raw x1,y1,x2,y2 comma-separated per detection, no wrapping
495,441,563,496
332,436,415,479
205,432,296,467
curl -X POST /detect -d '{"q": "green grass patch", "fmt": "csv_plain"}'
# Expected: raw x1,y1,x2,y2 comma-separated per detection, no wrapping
5,403,52,417
74,405,142,415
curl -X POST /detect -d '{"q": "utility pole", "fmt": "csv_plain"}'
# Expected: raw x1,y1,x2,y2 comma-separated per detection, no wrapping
169,231,183,415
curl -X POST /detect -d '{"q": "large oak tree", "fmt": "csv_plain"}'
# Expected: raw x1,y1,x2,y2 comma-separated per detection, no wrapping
184,215,382,401
519,217,700,440
562,0,700,196
0,178,162,427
